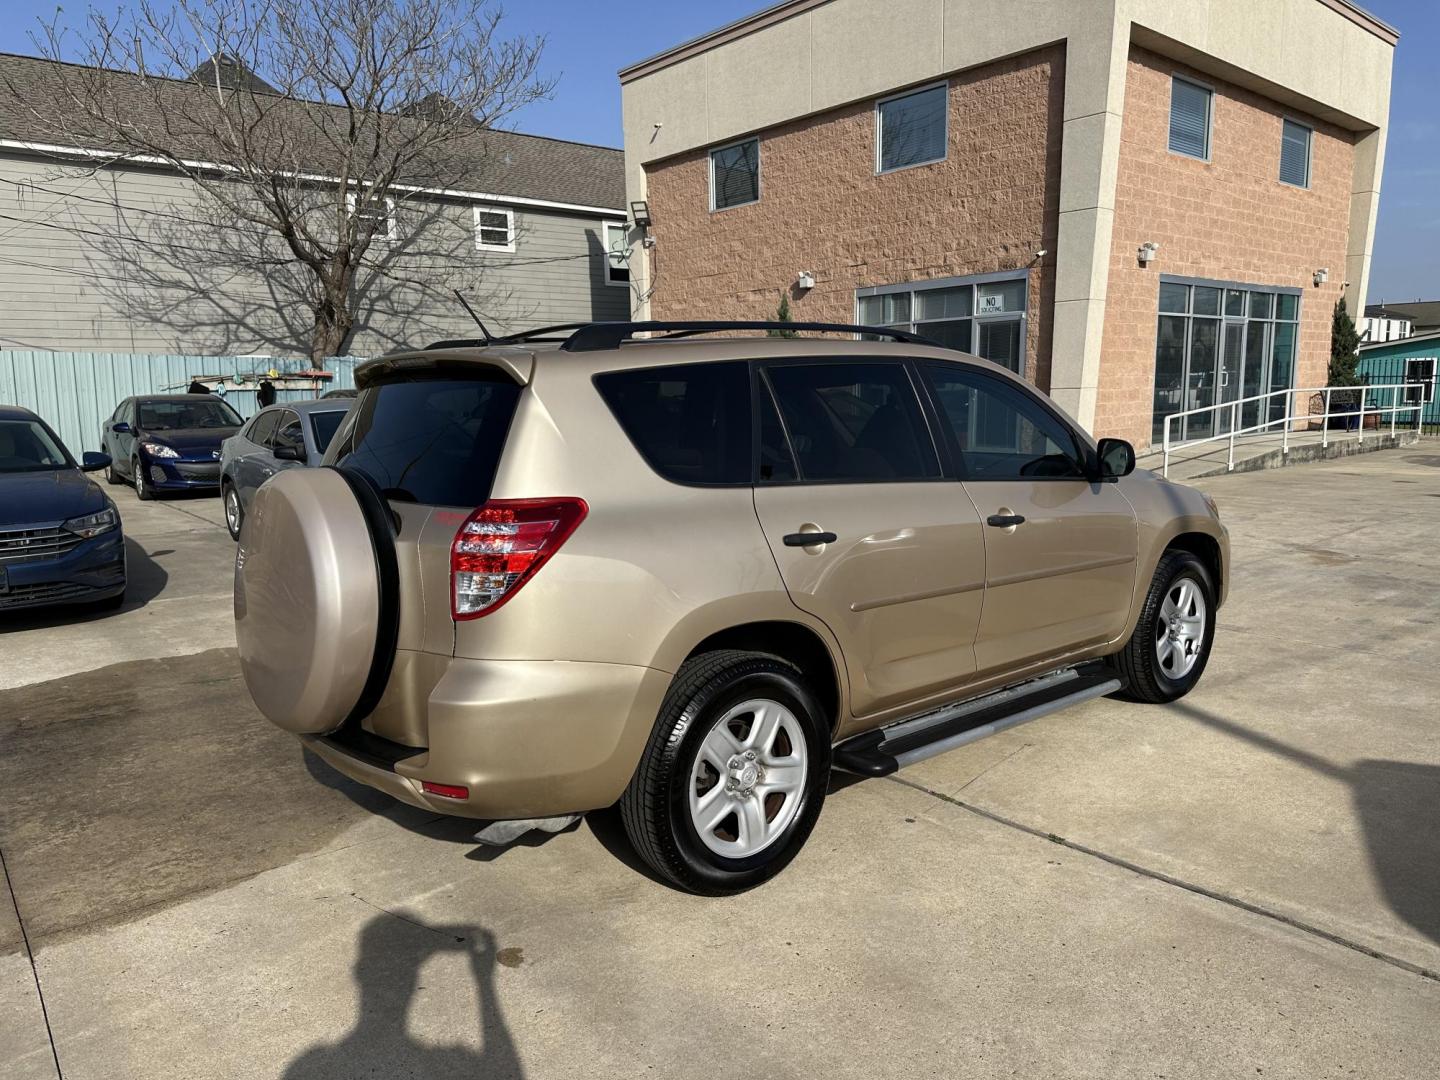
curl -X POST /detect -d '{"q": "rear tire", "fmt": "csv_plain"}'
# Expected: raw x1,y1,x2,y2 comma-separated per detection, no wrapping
105,455,121,485
1112,550,1216,704
620,650,831,895
133,457,153,501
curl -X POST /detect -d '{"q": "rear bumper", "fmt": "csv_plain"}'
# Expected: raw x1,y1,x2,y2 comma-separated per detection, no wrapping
0,530,126,611
302,656,673,819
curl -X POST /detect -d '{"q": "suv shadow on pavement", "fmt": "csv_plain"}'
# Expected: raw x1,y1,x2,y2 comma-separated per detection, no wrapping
283,913,523,1080
1172,701,1440,952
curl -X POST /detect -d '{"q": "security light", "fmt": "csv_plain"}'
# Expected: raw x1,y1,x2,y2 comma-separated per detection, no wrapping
631,200,653,229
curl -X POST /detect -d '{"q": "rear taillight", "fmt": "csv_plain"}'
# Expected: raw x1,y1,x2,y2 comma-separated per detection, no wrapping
450,497,587,620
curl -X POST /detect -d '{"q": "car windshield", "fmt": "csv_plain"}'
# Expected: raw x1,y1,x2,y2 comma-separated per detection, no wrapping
0,419,73,473
138,399,242,431
309,410,348,454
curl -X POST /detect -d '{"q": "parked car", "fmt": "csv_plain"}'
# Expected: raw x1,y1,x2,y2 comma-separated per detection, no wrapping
100,394,243,500
234,321,1228,895
1,405,125,612
220,399,354,540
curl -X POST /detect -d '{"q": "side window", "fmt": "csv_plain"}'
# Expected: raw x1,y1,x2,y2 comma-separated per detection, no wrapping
764,361,939,483
594,361,751,485
922,362,1086,480
248,409,280,448
272,411,304,453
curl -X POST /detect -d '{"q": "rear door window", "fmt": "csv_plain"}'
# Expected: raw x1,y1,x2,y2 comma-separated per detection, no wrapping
308,409,348,454
594,361,751,485
763,361,940,482
331,376,521,507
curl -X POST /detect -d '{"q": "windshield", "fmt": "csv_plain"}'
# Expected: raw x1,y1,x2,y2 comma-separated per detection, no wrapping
309,409,348,454
0,419,74,473
138,399,242,431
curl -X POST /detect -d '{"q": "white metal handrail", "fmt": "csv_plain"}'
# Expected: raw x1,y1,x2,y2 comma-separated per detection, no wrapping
1161,382,1425,478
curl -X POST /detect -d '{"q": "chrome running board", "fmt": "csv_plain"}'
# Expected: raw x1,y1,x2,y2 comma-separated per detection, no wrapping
833,665,1122,777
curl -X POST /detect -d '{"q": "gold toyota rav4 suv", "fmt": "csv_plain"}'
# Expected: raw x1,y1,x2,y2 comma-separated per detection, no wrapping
235,320,1227,894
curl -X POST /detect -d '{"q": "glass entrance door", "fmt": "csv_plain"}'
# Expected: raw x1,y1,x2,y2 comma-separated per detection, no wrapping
1216,321,1246,434
1184,320,1219,440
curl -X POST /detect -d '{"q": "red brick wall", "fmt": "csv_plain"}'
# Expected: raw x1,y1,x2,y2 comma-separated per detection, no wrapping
1099,46,1356,448
643,47,1064,387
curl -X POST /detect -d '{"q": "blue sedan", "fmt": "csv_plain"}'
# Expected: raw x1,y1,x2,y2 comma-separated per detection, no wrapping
100,394,243,499
0,405,126,613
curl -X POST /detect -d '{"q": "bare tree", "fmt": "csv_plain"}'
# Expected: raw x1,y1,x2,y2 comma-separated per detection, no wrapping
12,0,552,361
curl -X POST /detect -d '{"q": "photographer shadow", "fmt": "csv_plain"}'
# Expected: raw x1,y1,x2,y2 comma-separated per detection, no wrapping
284,912,524,1079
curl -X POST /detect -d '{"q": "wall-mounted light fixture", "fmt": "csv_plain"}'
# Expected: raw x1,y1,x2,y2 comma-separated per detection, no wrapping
1137,241,1159,266
630,200,652,229
797,270,816,291
1313,267,1329,287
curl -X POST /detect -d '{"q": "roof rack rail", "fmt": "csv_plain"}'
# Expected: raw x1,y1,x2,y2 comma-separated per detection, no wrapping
559,321,941,352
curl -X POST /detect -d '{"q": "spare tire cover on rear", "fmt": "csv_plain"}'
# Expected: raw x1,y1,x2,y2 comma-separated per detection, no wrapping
234,467,382,734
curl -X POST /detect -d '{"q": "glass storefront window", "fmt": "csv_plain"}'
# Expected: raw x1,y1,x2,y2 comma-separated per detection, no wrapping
1152,277,1301,445
857,273,1028,374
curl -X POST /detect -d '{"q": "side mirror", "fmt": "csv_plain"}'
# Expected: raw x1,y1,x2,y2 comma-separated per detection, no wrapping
111,422,131,434
1096,437,1136,480
273,443,305,462
81,451,111,473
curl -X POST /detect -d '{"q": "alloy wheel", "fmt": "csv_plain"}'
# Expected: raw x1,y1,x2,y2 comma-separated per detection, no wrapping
688,697,808,858
1154,576,1207,679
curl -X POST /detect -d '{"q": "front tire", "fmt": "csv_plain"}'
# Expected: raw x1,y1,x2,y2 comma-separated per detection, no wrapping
620,650,831,895
222,482,244,540
1112,550,1216,704
133,457,153,501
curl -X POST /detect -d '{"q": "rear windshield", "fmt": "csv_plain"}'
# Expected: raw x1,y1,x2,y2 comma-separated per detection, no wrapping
330,376,520,507
308,409,348,454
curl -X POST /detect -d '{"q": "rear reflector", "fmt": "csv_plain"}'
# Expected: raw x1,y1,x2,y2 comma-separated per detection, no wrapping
421,781,470,800
451,497,588,619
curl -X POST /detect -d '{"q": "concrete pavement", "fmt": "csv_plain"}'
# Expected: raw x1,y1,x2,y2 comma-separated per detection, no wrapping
2,451,1438,1078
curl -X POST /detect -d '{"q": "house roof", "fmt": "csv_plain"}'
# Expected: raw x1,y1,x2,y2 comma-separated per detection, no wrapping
0,52,625,212
1363,304,1413,321
1364,300,1440,329
1359,327,1440,352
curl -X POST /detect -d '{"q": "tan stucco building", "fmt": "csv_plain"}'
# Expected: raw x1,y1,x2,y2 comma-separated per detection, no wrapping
618,0,1397,449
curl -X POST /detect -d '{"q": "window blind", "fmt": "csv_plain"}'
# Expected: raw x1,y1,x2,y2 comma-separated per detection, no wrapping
1168,78,1212,159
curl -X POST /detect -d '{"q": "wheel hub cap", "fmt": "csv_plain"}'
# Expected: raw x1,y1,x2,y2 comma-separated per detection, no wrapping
1155,577,1207,679
689,698,808,858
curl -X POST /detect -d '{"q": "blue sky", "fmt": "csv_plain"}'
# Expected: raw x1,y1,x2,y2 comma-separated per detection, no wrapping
1,0,1433,301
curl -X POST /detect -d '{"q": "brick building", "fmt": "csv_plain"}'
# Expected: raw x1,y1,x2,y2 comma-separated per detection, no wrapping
617,0,1397,450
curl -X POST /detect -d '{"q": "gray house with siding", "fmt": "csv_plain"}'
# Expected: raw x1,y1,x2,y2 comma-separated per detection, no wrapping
0,53,631,357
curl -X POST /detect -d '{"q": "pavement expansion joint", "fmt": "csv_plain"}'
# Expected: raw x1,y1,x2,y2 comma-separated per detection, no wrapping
885,774,1440,987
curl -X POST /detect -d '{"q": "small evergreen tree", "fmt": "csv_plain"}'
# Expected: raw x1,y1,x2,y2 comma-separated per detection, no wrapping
1330,298,1362,387
767,292,798,338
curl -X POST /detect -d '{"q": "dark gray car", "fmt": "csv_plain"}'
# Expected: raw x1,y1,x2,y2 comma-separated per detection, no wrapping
219,399,352,539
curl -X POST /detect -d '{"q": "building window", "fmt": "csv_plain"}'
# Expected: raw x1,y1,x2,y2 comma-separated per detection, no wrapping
346,191,397,241
1168,76,1212,160
604,221,630,286
1404,358,1437,405
1152,277,1301,446
876,83,948,173
710,138,760,211
856,272,1028,374
474,206,515,252
1279,119,1312,188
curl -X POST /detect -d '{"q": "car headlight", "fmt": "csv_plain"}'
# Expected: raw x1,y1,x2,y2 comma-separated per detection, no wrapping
141,441,179,459
63,507,119,538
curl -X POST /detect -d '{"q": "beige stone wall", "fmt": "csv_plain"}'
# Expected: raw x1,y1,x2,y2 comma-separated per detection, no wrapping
1098,46,1356,448
643,47,1064,387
